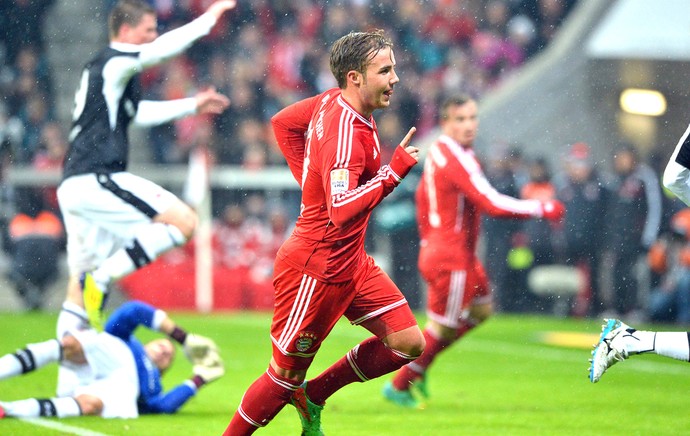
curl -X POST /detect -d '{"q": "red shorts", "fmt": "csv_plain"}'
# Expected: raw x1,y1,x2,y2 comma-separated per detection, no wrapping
421,258,491,328
271,255,417,370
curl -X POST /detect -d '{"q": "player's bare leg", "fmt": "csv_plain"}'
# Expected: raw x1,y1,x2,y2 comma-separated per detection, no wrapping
79,200,196,330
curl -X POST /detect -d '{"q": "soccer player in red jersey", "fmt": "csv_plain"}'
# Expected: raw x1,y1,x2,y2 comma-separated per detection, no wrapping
223,30,425,435
383,95,565,408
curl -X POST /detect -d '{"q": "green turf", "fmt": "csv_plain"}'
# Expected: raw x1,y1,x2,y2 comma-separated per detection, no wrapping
0,311,688,435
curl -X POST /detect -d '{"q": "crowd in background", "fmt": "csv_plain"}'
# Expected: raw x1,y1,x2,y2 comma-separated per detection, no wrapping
481,140,688,324
9,0,689,324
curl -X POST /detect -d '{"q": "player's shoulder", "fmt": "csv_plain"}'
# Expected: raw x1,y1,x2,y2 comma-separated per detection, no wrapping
434,136,479,171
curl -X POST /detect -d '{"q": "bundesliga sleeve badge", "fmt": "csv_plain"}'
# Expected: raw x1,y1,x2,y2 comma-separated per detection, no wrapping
330,169,349,194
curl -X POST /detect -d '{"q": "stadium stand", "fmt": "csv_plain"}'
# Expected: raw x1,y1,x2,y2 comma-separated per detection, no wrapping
0,0,580,312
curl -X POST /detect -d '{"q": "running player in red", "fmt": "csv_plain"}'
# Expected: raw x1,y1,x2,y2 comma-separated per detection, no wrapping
383,95,565,408
223,30,425,435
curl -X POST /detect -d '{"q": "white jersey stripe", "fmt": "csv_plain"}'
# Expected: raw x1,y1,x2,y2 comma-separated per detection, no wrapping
346,349,369,381
332,166,397,208
438,135,541,216
349,298,407,325
345,112,354,167
336,110,347,168
278,276,315,349
277,274,309,345
446,270,466,323
238,405,264,428
336,96,372,127
278,275,317,350
266,369,299,391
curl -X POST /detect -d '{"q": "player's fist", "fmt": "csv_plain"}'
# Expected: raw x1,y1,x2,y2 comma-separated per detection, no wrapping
183,334,219,365
540,199,565,222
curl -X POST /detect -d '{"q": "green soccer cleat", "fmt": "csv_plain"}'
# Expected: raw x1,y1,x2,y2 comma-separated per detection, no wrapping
382,381,420,408
80,272,107,332
412,374,430,400
290,383,324,436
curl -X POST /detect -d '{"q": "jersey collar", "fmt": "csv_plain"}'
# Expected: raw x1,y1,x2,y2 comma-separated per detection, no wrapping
110,41,144,53
336,95,373,129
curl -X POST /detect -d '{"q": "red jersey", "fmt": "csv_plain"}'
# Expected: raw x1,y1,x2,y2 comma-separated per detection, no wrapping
272,88,412,282
416,134,543,271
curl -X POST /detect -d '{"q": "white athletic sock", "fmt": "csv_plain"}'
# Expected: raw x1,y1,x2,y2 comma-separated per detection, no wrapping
0,339,60,379
0,354,22,380
653,332,690,361
623,330,655,354
94,223,186,287
1,397,81,418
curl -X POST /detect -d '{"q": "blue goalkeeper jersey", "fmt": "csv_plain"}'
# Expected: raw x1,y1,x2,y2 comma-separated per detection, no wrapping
105,301,196,414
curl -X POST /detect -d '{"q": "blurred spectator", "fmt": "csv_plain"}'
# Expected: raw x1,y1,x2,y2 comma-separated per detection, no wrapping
554,142,608,317
16,93,52,163
646,209,690,324
32,121,67,213
0,102,24,160
520,0,578,53
604,143,663,320
6,187,63,310
520,156,558,265
1,0,56,65
12,45,53,105
121,1,577,168
482,144,525,312
503,156,560,313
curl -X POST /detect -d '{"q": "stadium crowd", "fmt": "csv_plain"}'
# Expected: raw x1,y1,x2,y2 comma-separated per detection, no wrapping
8,0,687,325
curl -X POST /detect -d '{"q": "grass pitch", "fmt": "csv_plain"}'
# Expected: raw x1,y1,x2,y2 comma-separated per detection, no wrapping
0,310,688,435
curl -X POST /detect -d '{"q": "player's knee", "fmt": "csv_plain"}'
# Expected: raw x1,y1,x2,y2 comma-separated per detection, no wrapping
156,202,198,240
470,303,493,323
60,335,87,364
387,327,425,358
75,394,103,416
176,208,198,239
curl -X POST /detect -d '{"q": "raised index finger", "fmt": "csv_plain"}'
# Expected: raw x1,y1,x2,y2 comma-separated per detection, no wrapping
400,127,417,148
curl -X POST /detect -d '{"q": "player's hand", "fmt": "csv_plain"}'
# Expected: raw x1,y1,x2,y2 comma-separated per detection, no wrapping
540,199,565,222
206,0,237,20
400,127,419,161
389,127,419,179
193,357,225,384
195,87,230,115
183,333,220,365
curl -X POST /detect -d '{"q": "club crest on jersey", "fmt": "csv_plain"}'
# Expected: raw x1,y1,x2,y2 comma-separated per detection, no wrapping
330,169,349,194
295,331,318,352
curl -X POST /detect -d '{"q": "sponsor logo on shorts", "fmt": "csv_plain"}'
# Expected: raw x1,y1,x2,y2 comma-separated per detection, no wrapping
295,331,318,352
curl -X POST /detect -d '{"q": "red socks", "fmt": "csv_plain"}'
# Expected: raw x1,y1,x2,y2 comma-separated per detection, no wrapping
223,366,300,435
307,336,415,405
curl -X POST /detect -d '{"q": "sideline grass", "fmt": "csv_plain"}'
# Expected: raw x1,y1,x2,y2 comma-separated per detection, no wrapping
0,311,688,435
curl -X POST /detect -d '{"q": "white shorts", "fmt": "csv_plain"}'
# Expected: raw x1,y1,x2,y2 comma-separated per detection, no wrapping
56,303,140,418
57,172,179,275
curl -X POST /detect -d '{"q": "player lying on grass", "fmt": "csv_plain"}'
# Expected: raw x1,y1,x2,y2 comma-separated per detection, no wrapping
589,318,690,383
0,300,223,419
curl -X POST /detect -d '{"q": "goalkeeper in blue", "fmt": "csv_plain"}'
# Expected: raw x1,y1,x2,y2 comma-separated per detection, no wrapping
0,300,224,419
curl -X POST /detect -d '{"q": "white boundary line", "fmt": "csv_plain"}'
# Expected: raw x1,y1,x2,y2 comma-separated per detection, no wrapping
19,418,111,436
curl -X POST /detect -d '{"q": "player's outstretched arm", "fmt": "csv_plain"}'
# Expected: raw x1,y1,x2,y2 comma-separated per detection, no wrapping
194,87,231,115
138,1,236,69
